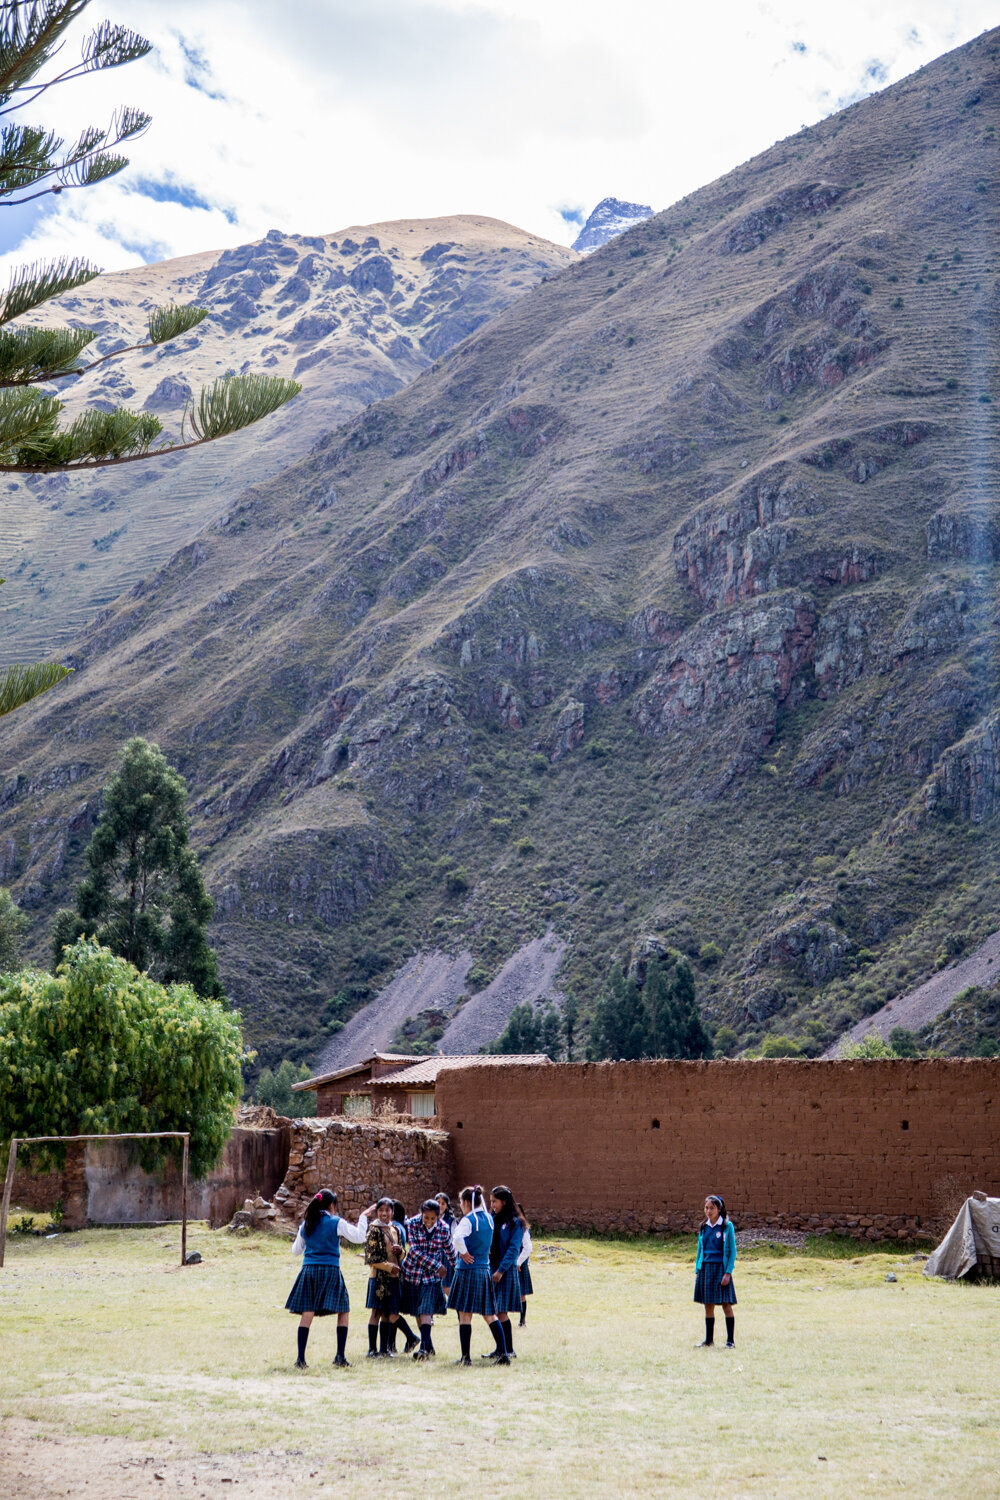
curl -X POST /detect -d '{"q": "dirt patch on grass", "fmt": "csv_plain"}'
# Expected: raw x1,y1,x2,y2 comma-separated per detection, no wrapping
0,1418,348,1498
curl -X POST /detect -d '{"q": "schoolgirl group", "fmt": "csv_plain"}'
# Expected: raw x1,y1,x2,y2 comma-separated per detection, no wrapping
285,1184,738,1366
286,1185,534,1367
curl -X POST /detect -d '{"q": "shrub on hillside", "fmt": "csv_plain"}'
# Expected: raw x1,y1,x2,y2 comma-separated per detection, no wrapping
254,1060,317,1116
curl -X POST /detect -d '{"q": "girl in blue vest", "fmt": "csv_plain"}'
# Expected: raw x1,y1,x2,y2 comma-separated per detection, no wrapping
286,1188,370,1368
484,1185,524,1360
694,1194,737,1348
446,1185,510,1365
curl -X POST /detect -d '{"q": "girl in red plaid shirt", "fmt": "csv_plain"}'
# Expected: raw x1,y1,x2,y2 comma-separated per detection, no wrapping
401,1199,456,1360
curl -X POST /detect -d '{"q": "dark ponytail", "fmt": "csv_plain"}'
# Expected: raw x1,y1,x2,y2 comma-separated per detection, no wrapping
460,1183,487,1213
304,1188,337,1237
516,1200,531,1232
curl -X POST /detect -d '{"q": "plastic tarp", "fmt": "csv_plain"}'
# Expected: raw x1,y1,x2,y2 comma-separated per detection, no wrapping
923,1195,1000,1279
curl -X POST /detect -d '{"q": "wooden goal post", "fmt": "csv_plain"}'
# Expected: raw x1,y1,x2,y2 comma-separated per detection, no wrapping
0,1131,190,1269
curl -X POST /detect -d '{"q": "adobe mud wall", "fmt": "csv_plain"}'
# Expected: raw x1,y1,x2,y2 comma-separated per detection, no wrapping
274,1117,455,1224
435,1059,1000,1239
10,1127,289,1229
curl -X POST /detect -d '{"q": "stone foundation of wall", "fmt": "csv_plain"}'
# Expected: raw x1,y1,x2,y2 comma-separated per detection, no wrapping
273,1117,455,1224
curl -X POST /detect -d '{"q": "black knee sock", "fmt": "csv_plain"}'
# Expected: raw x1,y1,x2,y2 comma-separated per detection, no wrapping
490,1320,507,1354
297,1326,309,1362
704,1316,715,1345
396,1316,415,1344
725,1316,735,1345
368,1323,378,1353
336,1325,348,1359
378,1320,390,1353
420,1323,432,1351
501,1318,514,1354
519,1300,526,1325
388,1321,398,1352
459,1324,472,1359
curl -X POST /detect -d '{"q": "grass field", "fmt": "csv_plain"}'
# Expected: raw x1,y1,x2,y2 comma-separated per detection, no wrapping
0,1223,996,1498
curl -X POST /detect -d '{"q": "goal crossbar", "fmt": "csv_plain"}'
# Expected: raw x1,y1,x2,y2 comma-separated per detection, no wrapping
0,1131,191,1269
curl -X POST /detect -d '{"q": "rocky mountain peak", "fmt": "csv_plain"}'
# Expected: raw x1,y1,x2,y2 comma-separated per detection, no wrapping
572,196,654,253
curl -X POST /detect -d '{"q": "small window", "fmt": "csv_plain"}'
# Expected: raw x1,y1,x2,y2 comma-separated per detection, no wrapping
651,1119,660,1130
408,1091,437,1119
901,1120,909,1131
343,1093,372,1117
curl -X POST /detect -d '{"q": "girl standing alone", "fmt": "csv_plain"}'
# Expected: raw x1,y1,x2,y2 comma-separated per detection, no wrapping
286,1189,370,1368
516,1202,533,1327
694,1194,737,1349
447,1185,510,1366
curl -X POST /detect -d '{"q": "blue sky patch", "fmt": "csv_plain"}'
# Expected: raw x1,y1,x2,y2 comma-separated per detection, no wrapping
132,176,236,223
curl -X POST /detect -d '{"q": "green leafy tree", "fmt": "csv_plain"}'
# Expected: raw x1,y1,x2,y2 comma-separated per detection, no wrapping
539,1004,562,1059
839,1032,895,1059
588,964,649,1061
0,2,300,720
887,1026,920,1058
52,738,222,996
0,886,28,970
0,938,244,1226
562,990,580,1059
487,1002,540,1054
255,1060,317,1118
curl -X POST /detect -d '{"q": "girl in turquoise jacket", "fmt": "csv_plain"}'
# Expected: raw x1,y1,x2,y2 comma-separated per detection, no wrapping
693,1194,737,1348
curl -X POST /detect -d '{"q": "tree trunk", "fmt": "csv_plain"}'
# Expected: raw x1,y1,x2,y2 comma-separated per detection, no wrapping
61,1140,88,1229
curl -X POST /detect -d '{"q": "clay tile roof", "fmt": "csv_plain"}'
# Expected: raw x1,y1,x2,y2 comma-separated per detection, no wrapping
292,1052,417,1091
373,1054,551,1086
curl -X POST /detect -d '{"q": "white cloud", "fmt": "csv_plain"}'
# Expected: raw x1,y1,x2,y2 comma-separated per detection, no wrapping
0,0,994,279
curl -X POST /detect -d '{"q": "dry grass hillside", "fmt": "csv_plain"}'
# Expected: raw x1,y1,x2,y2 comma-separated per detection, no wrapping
0,30,997,1067
2,216,574,662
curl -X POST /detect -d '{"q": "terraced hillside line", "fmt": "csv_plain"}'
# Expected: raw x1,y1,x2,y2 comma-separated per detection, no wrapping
3,217,574,663
1,29,999,1064
827,930,1000,1054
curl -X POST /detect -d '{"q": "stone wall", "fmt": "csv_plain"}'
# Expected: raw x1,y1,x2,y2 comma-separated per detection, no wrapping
273,1117,455,1224
435,1058,1000,1240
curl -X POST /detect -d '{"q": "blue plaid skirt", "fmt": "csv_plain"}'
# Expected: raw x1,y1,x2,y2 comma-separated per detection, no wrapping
492,1265,522,1314
401,1279,448,1317
286,1263,350,1315
519,1260,533,1297
694,1261,737,1306
447,1264,497,1316
365,1275,401,1314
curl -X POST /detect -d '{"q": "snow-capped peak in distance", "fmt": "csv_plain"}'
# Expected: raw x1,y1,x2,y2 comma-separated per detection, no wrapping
572,196,655,253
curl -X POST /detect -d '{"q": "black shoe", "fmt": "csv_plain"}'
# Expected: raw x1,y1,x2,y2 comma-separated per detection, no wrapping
695,1340,714,1348
518,1318,526,1328
380,1349,396,1358
333,1354,351,1367
455,1356,472,1366
294,1358,308,1369
725,1341,736,1349
365,1349,380,1359
481,1350,501,1360
427,1346,436,1356
413,1349,431,1361
403,1338,419,1354
493,1353,511,1366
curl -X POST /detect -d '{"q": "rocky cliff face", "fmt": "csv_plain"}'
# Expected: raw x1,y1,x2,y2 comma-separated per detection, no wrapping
1,29,998,1065
572,197,654,253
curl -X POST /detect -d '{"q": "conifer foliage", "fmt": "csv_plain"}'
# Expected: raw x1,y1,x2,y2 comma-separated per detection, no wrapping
52,738,222,997
0,2,300,720
587,952,713,1061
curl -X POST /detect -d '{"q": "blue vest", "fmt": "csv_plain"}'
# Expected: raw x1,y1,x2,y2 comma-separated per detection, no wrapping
463,1209,493,1269
701,1220,726,1261
301,1213,342,1267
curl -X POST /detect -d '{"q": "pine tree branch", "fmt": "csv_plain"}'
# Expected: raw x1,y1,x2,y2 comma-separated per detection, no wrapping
0,659,71,718
0,2,88,103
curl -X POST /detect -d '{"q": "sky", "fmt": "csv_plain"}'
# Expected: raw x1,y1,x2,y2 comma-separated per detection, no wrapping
0,0,996,277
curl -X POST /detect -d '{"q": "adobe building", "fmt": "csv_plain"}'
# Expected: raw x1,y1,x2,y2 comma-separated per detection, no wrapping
293,1052,549,1121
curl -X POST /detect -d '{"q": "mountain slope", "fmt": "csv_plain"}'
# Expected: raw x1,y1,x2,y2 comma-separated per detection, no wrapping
572,197,654,252
2,217,574,663
0,29,998,1069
